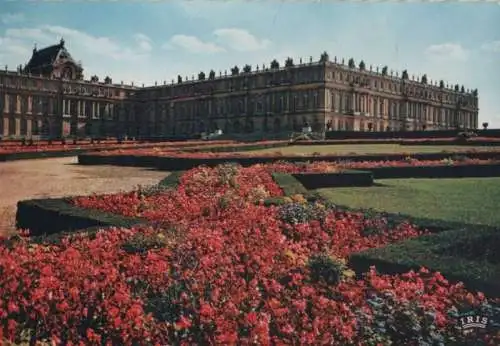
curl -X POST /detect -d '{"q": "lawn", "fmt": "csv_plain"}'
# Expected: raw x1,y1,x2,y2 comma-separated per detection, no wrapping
318,177,500,226
249,144,497,155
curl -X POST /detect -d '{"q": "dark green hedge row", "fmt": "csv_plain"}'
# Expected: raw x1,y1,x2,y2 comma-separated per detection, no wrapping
325,129,500,140
294,139,500,146
15,171,185,237
349,226,500,297
293,171,374,189
401,141,500,146
15,197,143,236
0,149,92,161
369,163,500,179
78,151,500,171
182,142,287,153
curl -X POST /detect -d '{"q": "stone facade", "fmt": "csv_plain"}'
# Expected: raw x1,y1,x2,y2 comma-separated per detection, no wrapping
0,43,479,139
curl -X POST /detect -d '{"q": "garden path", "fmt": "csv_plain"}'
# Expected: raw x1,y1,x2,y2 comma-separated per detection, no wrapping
0,157,167,237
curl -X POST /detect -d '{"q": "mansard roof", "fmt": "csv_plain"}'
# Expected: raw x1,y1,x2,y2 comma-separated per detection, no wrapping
24,38,78,73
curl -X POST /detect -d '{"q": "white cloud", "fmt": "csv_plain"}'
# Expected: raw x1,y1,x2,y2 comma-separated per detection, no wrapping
481,40,500,52
133,33,153,52
213,28,271,52
165,34,225,53
424,43,469,62
1,13,25,24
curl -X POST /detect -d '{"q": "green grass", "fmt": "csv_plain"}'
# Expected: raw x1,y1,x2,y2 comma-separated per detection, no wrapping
249,144,497,155
318,177,500,227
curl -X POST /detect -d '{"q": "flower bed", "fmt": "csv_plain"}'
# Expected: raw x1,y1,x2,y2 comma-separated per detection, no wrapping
294,137,500,146
3,162,500,344
79,146,500,171
0,140,236,161
0,140,234,154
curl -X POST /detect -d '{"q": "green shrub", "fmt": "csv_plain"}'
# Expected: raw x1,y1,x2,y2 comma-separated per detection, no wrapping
308,253,347,285
121,232,168,254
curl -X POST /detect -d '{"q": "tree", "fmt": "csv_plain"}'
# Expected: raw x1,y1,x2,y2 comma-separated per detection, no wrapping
421,74,428,84
177,75,182,84
198,71,206,80
285,57,294,68
320,51,329,63
231,65,239,76
348,58,355,69
381,66,388,76
104,76,112,84
90,75,99,83
270,59,280,69
243,64,252,73
208,70,216,80
402,70,409,80
359,60,366,71
439,80,445,88
482,122,489,130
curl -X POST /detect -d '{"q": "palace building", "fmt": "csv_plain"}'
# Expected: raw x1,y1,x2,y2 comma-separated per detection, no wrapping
0,40,479,139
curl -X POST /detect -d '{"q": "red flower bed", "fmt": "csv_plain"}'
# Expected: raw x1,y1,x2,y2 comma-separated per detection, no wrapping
89,146,500,159
2,163,499,344
0,140,234,155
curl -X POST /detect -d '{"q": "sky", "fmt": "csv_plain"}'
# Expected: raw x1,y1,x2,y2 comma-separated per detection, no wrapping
0,1,499,127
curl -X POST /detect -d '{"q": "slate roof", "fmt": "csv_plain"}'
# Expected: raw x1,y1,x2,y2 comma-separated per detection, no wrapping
25,42,63,71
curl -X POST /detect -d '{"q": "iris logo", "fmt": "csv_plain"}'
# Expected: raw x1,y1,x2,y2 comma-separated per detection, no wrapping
458,315,489,333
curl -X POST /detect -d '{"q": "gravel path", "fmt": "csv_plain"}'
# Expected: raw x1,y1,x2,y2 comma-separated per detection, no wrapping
0,157,168,237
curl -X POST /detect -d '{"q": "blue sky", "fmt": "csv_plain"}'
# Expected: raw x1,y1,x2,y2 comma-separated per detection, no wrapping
0,1,499,127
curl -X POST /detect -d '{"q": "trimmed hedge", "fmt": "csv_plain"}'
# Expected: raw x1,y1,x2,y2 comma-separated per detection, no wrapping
294,139,500,146
15,171,185,236
369,163,500,179
325,129,500,140
1,148,93,161
349,226,500,297
15,198,144,236
293,170,373,189
78,151,500,171
181,142,287,153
